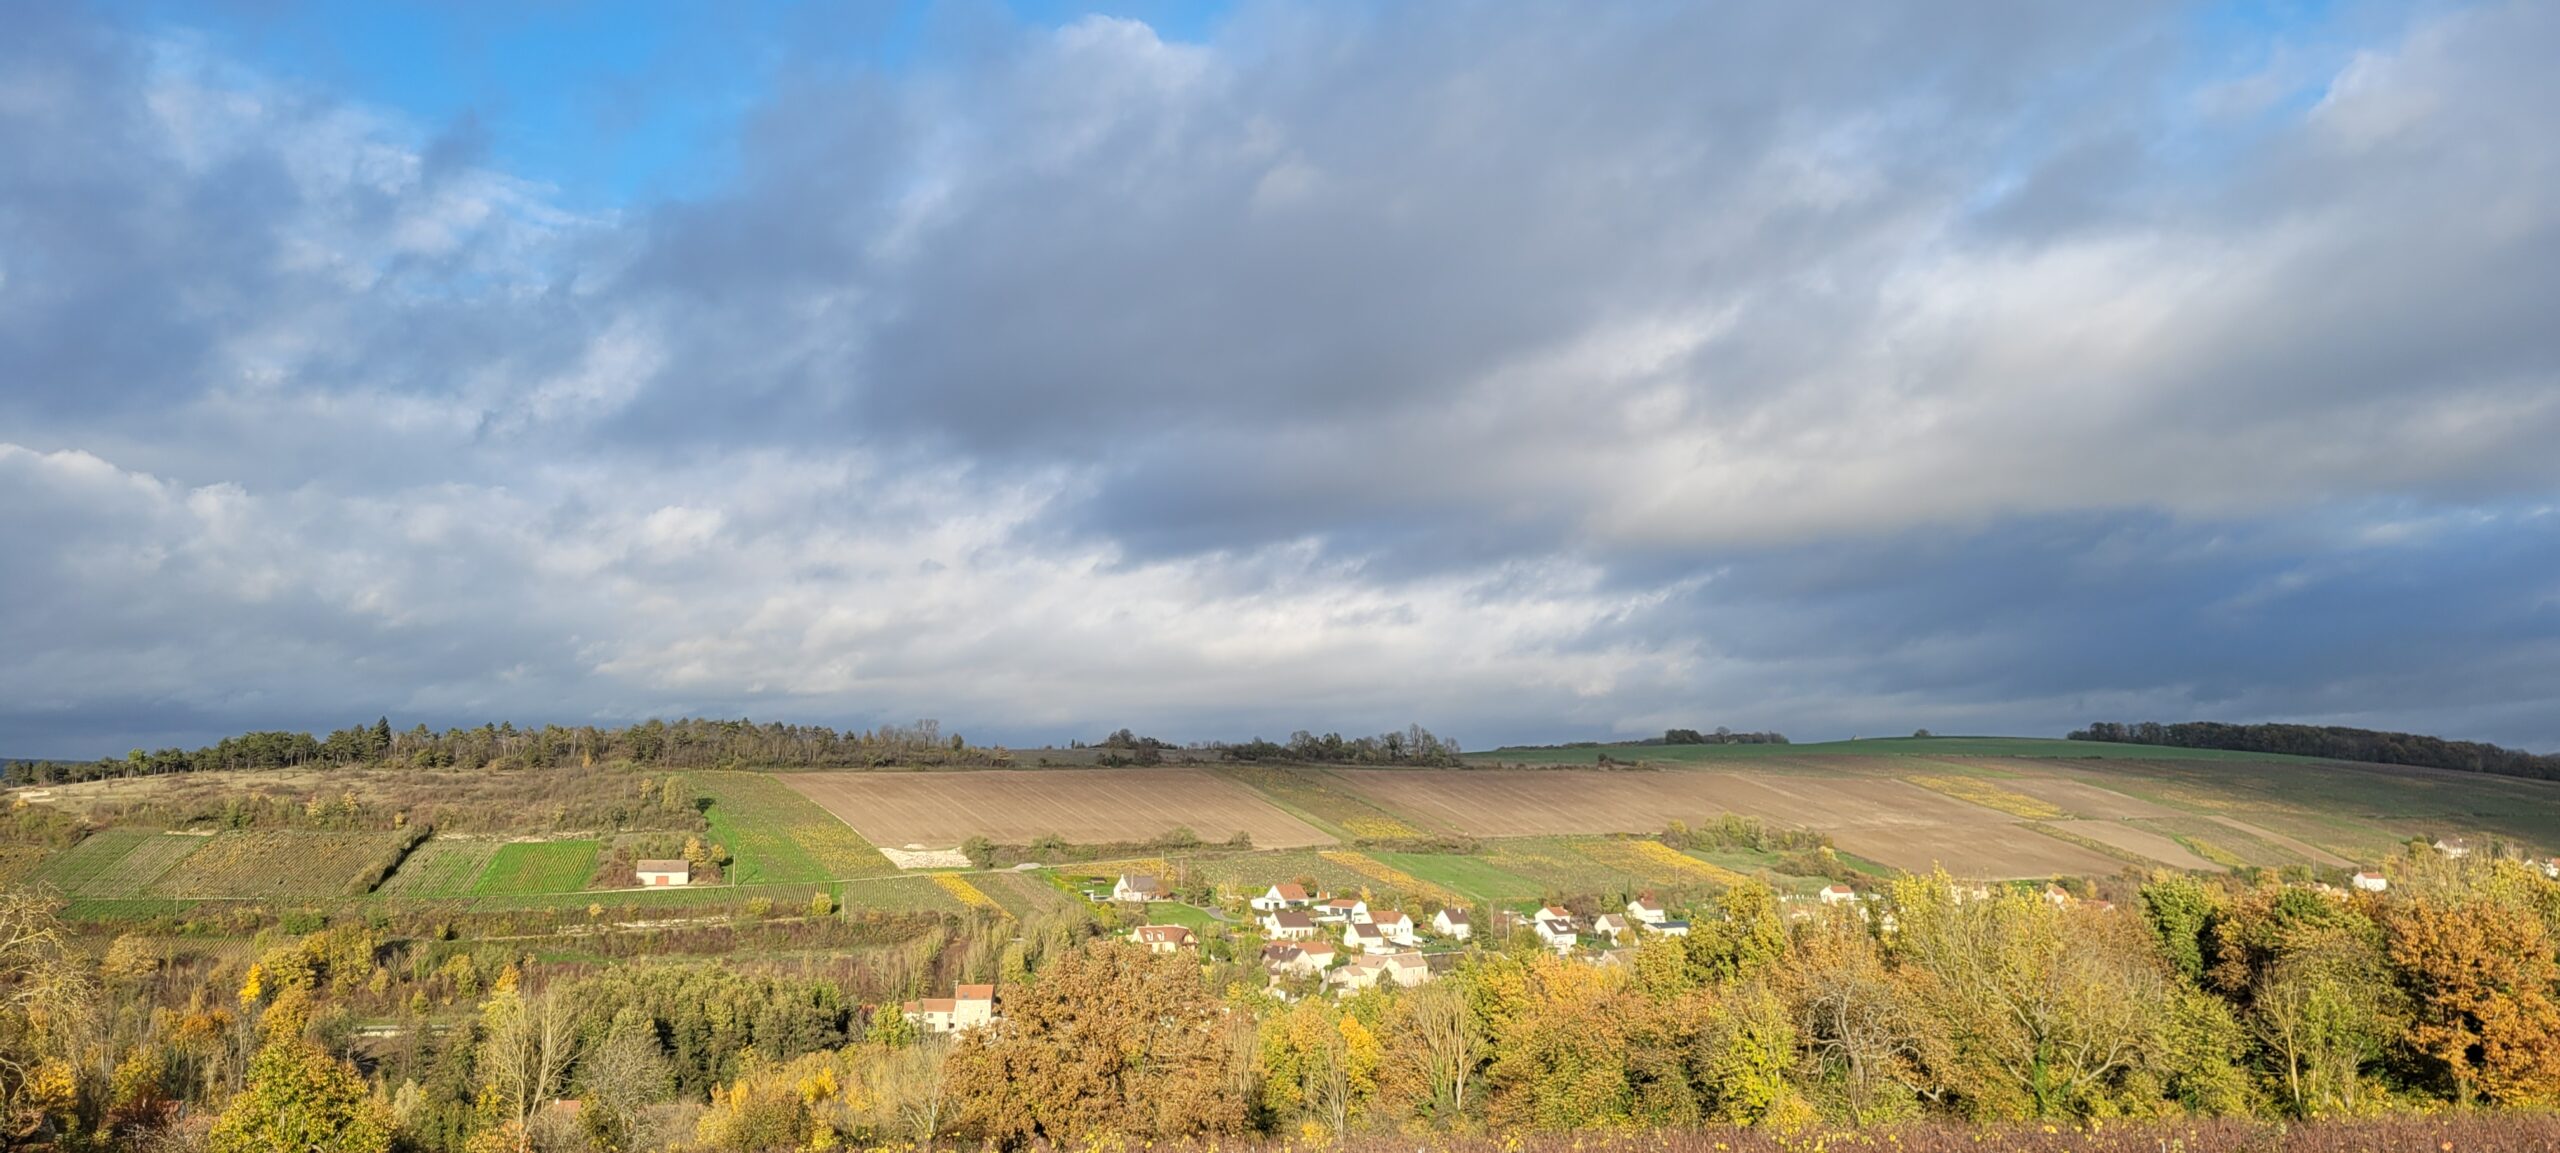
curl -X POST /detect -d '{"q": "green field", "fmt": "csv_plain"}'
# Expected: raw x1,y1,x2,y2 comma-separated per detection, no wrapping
471,841,601,895
379,839,503,896
32,830,208,897
1472,735,2334,766
698,772,896,883
1367,850,1543,903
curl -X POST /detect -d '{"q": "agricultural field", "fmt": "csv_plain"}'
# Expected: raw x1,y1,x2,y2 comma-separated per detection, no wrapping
781,768,1333,850
377,839,502,897
699,772,898,883
1210,764,1443,839
470,841,600,896
2042,821,2219,870
144,830,414,899
1470,735,2335,766
975,870,1088,921
834,874,973,915
0,843,45,886
31,829,208,897
1366,851,1543,904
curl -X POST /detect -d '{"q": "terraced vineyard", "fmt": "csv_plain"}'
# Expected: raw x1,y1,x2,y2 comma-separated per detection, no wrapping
33,829,207,896
142,831,414,899
378,839,503,896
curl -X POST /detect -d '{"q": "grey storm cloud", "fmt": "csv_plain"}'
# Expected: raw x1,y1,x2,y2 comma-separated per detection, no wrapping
3,1,2558,756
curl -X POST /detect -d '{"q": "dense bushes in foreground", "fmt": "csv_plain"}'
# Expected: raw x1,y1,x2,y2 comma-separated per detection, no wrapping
5,849,2560,1150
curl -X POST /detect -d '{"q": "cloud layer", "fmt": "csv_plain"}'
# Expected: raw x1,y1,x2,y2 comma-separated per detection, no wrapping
5,2,2558,755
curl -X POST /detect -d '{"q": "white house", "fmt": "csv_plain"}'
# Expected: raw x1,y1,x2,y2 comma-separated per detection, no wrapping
1535,904,1573,923
1818,883,1856,906
1626,896,1668,925
1263,909,1319,940
1640,919,1691,938
2043,884,2072,907
1590,913,1630,944
1379,951,1432,988
2433,838,2471,859
636,859,691,887
2352,871,2389,892
1251,883,1313,912
1432,907,1472,940
1129,924,1196,954
1345,921,1395,954
902,984,995,1034
1263,941,1334,977
1533,913,1578,952
1315,897,1370,924
1327,956,1387,994
1371,909,1418,946
1114,874,1170,902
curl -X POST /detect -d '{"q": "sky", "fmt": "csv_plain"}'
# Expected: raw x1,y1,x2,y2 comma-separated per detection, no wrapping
4,0,2558,758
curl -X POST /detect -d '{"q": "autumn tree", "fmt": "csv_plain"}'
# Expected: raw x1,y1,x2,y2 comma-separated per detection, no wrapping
2386,896,2560,1106
1783,915,1919,1122
1888,872,2185,1118
944,941,1248,1144
207,1034,394,1153
0,889,96,1143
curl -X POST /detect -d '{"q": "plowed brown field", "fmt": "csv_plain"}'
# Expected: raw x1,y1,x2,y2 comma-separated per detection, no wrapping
780,769,1334,850
1331,769,2125,878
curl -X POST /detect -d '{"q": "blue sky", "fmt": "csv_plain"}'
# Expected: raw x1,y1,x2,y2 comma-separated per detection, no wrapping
4,1,2558,757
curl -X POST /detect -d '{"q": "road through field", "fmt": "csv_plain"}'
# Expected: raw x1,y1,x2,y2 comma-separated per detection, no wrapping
782,768,1335,850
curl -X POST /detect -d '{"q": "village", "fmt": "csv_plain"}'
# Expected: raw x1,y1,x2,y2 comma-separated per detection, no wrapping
897,843,2490,1034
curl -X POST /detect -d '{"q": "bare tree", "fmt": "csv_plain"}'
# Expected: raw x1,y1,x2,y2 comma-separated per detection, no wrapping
478,986,581,1146
1406,981,1483,1124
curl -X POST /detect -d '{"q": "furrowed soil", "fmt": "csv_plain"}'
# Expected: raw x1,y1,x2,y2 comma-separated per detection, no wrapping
781,768,1333,850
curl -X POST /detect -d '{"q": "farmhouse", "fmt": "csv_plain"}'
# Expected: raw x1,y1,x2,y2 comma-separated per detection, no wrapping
1345,921,1394,954
1432,907,1472,940
1627,895,1668,925
2352,871,2389,892
1315,897,1369,923
1114,874,1170,902
1251,883,1313,912
636,859,691,887
1371,909,1418,946
1129,924,1196,954
1590,913,1629,944
902,983,996,1034
1818,883,1856,906
1263,909,1319,940
1533,912,1578,952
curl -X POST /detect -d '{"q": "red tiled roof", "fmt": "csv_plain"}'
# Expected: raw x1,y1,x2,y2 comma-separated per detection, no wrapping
955,984,994,1000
